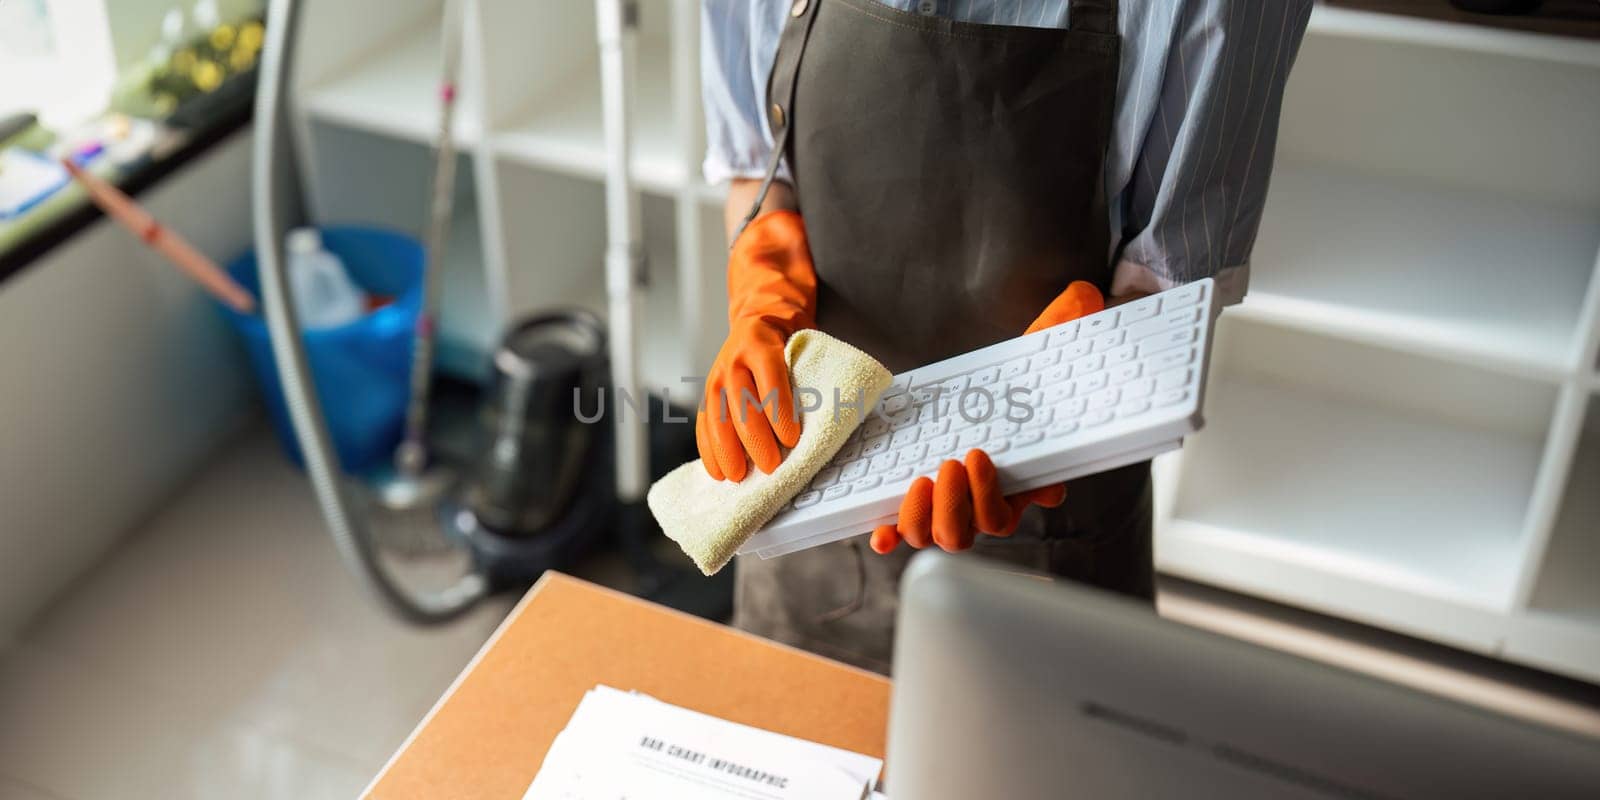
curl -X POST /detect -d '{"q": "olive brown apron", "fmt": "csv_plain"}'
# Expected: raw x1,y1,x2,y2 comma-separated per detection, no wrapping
733,0,1152,675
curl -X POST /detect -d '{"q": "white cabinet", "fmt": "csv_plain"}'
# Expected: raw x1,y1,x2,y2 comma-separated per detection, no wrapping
1156,7,1600,682
283,2,1600,681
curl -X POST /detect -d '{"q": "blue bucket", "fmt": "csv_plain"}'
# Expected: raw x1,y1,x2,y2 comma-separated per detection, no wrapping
220,225,422,473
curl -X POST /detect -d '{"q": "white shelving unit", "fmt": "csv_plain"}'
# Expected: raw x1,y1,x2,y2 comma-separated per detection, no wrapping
1237,160,1597,380
1157,7,1600,682
288,0,718,395
300,20,482,146
284,2,1600,681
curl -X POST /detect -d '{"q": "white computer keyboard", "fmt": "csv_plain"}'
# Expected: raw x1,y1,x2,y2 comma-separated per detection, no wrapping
740,278,1219,559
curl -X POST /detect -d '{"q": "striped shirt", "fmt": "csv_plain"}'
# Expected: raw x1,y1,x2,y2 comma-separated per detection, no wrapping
701,0,1315,304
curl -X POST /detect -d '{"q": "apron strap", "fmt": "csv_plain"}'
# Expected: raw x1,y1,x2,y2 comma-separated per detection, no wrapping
1070,0,1118,35
732,0,821,245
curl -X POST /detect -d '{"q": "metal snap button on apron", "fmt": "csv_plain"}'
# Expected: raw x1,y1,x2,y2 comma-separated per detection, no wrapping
770,103,785,129
791,0,808,17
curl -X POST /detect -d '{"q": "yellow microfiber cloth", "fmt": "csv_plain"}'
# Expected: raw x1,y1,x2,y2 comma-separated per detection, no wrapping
648,330,893,575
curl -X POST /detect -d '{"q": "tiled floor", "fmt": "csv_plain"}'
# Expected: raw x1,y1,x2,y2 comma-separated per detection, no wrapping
2,427,1597,799
0,428,538,799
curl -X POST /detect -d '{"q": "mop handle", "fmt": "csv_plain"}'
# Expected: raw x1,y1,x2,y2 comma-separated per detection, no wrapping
398,0,464,477
62,157,256,314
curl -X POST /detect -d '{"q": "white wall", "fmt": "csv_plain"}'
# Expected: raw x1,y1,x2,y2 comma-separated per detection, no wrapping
0,132,257,641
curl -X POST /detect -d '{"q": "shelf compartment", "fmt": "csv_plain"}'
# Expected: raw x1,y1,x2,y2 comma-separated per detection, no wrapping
1238,160,1599,377
493,38,692,196
1158,319,1553,643
301,20,479,146
1285,7,1600,211
1507,398,1600,680
490,163,709,404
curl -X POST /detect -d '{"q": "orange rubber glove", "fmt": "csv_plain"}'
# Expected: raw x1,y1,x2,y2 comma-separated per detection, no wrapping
697,210,818,482
870,280,1105,554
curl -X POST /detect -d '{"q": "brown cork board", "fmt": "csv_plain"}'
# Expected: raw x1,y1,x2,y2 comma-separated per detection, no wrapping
364,572,892,799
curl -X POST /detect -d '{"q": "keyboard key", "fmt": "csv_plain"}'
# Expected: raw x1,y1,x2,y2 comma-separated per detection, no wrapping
1046,320,1080,346
1030,350,1061,370
882,393,911,415
1062,340,1092,360
987,439,1011,455
1047,420,1079,438
793,491,822,509
917,458,943,475
1152,347,1195,371
911,385,940,404
862,417,891,437
929,433,955,454
1009,373,1041,391
1075,372,1108,394
812,467,842,488
1125,377,1156,399
902,442,928,463
1090,330,1125,351
1043,364,1071,385
1155,389,1189,407
1088,388,1121,410
1062,397,1088,418
1155,368,1191,391
996,420,1023,438
1026,408,1055,428
1105,344,1137,366
1083,410,1114,427
823,484,852,501
958,426,989,449
1138,327,1196,356
1043,384,1073,404
832,441,862,463
1117,399,1151,417
1001,358,1030,380
1070,353,1105,377
1163,306,1201,326
1110,363,1142,385
1119,296,1160,322
1124,309,1195,342
1081,310,1119,335
854,475,882,492
1015,430,1044,447
862,434,891,458
890,427,920,448
841,460,869,481
884,466,913,484
972,366,1000,387
870,451,898,473
890,409,920,430
1164,282,1205,308
926,416,952,436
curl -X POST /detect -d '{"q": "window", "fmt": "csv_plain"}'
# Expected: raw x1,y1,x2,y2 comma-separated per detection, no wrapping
0,0,118,126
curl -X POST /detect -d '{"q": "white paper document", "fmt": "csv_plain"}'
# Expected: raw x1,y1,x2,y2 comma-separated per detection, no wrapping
524,685,882,800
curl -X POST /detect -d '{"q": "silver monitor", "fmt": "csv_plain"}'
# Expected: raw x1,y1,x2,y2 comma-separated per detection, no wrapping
888,553,1600,799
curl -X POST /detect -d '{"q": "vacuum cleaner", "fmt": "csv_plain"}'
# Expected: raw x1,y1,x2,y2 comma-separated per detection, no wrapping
253,0,729,623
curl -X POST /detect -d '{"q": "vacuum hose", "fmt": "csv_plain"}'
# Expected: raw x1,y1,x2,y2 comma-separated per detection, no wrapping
253,0,486,623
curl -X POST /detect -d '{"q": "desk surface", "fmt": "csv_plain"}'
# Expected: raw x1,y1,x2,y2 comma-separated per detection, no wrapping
364,572,892,798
